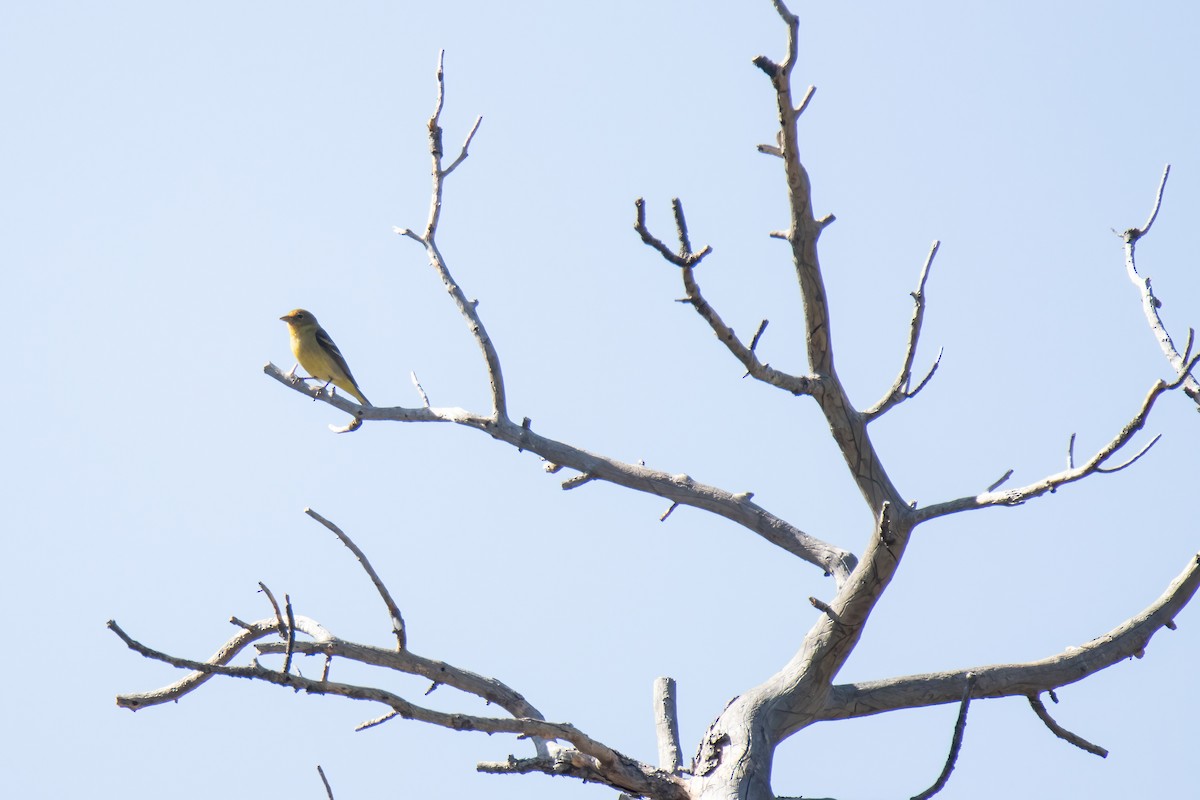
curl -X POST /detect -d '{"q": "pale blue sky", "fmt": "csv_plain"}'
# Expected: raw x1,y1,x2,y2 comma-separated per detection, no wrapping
4,2,1198,799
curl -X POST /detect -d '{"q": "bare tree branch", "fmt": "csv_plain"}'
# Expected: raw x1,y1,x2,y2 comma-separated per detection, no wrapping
112,616,331,710
410,370,431,408
636,199,820,396
817,551,1200,721
1027,693,1108,758
985,469,1013,492
688,7,924,794
916,355,1200,522
283,593,296,674
1121,164,1200,406
865,241,941,420
317,765,335,800
265,362,857,583
305,508,407,650
633,196,712,268
910,673,976,800
390,51,506,420
257,581,287,641
1095,433,1162,474
654,677,684,774
110,619,684,800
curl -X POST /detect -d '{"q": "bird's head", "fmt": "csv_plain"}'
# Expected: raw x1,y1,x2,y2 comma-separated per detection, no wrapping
280,309,318,328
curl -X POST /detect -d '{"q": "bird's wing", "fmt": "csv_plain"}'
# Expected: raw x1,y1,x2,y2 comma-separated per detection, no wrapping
315,325,357,381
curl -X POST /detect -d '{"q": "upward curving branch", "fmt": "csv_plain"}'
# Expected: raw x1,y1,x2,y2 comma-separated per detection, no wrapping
394,51,504,419
915,352,1200,523
1122,165,1200,407
864,240,943,420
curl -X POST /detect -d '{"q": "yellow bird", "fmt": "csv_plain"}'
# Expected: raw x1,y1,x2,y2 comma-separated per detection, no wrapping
280,309,370,406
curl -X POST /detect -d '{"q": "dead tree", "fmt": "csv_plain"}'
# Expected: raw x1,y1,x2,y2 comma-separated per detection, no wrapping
111,3,1198,799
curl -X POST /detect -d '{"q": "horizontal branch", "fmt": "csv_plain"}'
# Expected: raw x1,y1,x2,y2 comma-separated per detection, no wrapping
477,752,686,800
511,420,856,581
110,617,683,798
817,551,1200,721
113,616,544,724
112,616,326,709
266,362,857,584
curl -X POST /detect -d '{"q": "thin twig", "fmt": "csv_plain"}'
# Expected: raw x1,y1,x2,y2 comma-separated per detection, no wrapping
443,115,483,177
911,673,976,800
317,765,335,800
809,596,842,623
398,51,508,420
986,469,1013,492
306,508,407,650
1095,434,1161,474
749,319,769,352
1122,165,1200,405
1027,693,1108,757
411,371,431,408
562,473,596,490
258,582,287,641
866,241,940,419
636,199,818,395
794,84,816,116
356,710,400,732
907,348,943,399
1126,164,1170,242
283,594,296,675
633,198,712,268
918,353,1200,521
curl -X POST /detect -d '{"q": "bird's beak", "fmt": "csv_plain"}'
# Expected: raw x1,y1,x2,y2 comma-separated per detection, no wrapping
279,314,292,322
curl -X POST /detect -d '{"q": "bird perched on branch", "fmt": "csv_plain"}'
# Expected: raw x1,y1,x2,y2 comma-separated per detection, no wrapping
280,309,371,406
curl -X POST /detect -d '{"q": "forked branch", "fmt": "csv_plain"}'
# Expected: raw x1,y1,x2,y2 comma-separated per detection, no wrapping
110,511,689,798
865,241,943,420
1122,164,1200,406
916,353,1200,522
393,50,506,419
111,616,681,798
635,198,819,395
